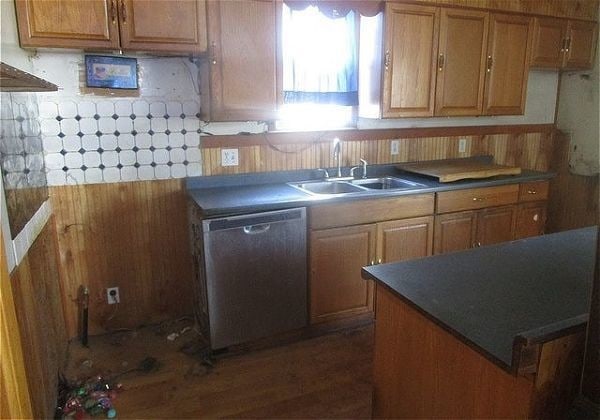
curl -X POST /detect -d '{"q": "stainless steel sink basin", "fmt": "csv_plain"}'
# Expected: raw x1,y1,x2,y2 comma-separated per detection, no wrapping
351,177,426,190
289,180,366,195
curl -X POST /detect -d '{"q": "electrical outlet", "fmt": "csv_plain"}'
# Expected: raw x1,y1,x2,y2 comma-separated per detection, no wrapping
106,287,120,304
390,140,400,155
458,138,467,153
221,148,239,166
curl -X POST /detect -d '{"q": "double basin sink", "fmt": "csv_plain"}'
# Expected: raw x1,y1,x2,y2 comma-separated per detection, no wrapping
288,176,427,196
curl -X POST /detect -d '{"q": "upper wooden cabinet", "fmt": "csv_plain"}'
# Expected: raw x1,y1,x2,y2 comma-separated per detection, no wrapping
483,14,532,116
118,0,207,53
14,0,207,53
435,9,489,116
15,0,120,49
383,5,532,118
382,3,439,118
531,17,598,69
200,0,279,121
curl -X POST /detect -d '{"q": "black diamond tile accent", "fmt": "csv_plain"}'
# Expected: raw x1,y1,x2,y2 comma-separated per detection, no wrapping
99,164,106,170
114,130,120,137
148,129,154,136
132,146,139,152
181,129,187,134
20,150,26,157
81,165,88,171
183,160,189,165
95,130,103,137
55,116,63,122
165,129,171,135
116,163,123,169
149,146,156,152
18,133,26,140
180,113,186,119
130,114,136,120
97,147,104,154
167,161,173,167
150,162,157,167
62,166,68,172
196,129,202,133
131,130,138,136
165,146,172,151
78,148,86,154
164,114,170,119
115,147,122,153
16,116,25,122
146,113,153,119
182,145,188,150
93,114,100,120
23,168,30,174
195,113,201,118
134,162,140,168
60,149,67,156
75,115,82,121
77,132,84,138
112,114,119,120
58,132,65,138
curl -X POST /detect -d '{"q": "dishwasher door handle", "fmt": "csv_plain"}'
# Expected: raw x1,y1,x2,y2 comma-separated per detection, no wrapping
243,224,271,235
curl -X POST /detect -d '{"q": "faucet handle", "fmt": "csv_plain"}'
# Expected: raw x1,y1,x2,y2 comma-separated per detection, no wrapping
359,159,368,178
316,168,329,179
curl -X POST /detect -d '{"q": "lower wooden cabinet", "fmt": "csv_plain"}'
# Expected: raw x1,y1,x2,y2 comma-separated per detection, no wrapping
515,202,547,239
477,205,517,246
309,216,434,324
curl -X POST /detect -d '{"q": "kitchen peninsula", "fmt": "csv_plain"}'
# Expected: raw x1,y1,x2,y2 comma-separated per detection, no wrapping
363,226,598,419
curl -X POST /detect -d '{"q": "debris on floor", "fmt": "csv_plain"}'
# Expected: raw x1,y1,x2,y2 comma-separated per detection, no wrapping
56,374,121,419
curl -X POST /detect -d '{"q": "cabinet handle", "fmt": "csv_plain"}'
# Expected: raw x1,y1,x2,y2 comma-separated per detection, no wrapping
486,55,493,73
120,0,127,24
472,197,485,202
377,258,382,264
560,37,566,52
438,53,445,71
566,37,571,52
110,0,117,24
211,42,217,65
527,189,537,195
533,213,539,222
384,51,390,70
472,241,482,247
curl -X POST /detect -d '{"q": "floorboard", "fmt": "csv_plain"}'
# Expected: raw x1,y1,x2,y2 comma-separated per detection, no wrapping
64,320,373,418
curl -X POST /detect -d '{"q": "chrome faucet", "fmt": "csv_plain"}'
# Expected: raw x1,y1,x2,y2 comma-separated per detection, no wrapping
332,137,342,178
351,159,368,179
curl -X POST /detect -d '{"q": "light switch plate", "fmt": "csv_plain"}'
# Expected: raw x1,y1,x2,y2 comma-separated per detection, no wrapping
391,140,400,155
221,148,239,166
458,138,467,154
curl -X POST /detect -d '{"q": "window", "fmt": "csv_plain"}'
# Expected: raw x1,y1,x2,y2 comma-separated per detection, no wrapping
278,3,359,130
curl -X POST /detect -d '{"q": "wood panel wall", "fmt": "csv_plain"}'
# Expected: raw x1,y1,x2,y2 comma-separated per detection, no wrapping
201,131,555,175
10,219,67,419
50,179,194,337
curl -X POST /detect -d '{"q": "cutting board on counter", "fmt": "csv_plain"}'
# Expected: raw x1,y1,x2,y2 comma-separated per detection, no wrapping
397,158,521,183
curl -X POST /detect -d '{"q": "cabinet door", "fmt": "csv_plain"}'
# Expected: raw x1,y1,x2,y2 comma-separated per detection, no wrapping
382,3,439,118
435,9,488,116
202,0,279,121
477,205,516,246
310,225,376,324
377,216,434,263
15,0,120,49
515,202,547,239
434,211,478,254
530,17,568,68
119,0,207,53
484,14,532,115
564,20,598,69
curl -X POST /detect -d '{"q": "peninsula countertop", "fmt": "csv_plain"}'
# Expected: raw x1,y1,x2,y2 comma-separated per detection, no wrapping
186,160,554,217
362,226,598,373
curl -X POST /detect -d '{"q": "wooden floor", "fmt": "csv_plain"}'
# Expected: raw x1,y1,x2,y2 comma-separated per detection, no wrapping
65,320,374,418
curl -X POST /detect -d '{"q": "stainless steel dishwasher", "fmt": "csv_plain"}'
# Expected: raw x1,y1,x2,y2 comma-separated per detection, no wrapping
202,207,307,349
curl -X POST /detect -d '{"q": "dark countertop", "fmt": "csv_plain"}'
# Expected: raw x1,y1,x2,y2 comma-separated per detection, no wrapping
186,159,555,217
362,226,598,373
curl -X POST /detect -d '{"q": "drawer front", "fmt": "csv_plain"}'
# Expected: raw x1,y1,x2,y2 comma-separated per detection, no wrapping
309,193,435,230
436,185,520,213
519,181,549,202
